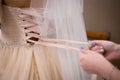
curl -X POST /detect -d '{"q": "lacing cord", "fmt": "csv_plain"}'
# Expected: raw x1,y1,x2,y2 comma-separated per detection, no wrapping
19,10,88,52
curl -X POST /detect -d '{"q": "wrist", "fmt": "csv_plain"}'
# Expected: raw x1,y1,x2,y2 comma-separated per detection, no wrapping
110,66,120,80
97,60,114,80
114,44,120,59
116,44,120,53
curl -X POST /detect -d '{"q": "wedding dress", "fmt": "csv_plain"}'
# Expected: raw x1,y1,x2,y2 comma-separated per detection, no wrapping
0,0,91,80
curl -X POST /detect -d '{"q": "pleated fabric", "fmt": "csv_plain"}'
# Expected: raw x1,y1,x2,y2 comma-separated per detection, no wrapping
0,45,63,80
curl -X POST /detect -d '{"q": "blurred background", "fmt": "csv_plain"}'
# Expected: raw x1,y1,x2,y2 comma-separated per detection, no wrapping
84,0,120,68
84,0,120,43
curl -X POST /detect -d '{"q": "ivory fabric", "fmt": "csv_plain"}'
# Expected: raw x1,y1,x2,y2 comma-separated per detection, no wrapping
0,5,91,80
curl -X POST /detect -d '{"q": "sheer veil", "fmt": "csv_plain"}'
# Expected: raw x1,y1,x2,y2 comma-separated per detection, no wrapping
30,0,91,80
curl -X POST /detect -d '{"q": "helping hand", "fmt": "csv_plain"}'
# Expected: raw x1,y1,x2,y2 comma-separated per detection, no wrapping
88,40,120,61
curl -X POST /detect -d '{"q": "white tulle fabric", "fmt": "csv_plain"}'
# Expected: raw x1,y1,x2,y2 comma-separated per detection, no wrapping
0,0,91,80
30,0,91,80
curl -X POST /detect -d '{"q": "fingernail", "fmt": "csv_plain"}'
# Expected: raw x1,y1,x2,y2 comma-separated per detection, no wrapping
91,41,95,47
80,46,84,50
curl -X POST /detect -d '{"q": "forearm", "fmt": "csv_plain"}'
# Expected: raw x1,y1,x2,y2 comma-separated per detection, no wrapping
110,67,120,80
115,44,120,54
97,61,120,80
114,44,120,59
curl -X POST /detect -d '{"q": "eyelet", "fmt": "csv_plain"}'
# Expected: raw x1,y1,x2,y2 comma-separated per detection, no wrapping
24,27,27,29
25,33,28,36
23,19,25,21
26,40,34,45
28,37,39,41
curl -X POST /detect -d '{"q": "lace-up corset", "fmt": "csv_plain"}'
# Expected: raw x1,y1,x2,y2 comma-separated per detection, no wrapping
0,5,88,51
1,5,43,45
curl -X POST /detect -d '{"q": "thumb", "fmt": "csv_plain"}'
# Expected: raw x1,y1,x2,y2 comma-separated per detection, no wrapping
93,40,106,46
81,49,91,53
79,49,89,56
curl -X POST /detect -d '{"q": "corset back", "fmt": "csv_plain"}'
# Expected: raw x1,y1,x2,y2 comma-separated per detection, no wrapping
1,5,46,45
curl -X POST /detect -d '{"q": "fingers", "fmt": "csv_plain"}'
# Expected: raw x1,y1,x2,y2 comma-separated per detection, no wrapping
88,40,105,54
88,41,95,48
78,50,103,74
88,40,101,49
91,46,105,54
92,40,105,46
79,49,101,58
79,50,85,57
79,49,89,58
89,40,108,48
79,49,91,56
79,50,90,65
80,49,90,54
